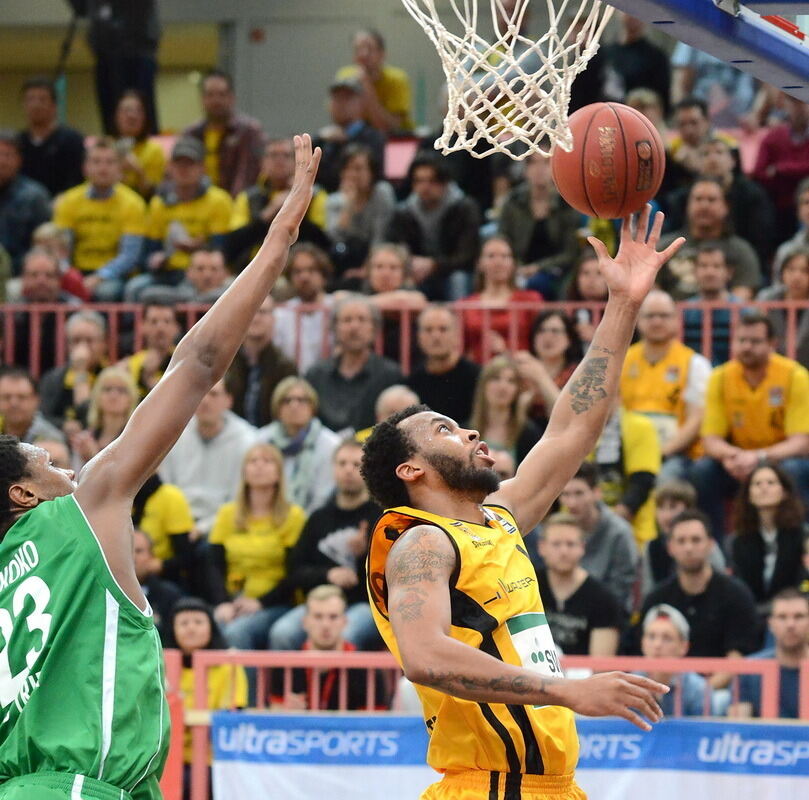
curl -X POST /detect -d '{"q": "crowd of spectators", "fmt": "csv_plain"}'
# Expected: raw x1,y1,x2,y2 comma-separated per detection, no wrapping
1,16,809,718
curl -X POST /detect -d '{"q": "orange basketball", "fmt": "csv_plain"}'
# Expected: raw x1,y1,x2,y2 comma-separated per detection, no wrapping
550,102,665,219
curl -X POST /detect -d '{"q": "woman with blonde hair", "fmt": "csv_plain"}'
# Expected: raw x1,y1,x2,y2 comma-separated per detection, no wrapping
257,376,341,513
208,442,307,649
468,355,541,465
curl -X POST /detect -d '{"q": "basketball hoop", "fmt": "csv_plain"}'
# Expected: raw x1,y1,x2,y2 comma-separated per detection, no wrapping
400,0,614,159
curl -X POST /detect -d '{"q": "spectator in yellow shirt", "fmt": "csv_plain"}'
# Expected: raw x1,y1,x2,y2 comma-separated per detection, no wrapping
53,137,146,301
692,310,809,537
130,137,232,301
336,28,414,133
113,90,166,199
209,443,307,650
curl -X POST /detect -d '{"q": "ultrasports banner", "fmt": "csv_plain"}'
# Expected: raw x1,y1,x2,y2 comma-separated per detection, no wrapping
212,713,809,799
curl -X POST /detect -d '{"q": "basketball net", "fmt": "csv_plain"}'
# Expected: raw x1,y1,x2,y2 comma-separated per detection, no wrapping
400,0,614,159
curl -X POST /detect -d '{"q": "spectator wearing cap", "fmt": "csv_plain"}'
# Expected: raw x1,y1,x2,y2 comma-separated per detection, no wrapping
227,138,330,270
53,137,147,302
0,131,51,274
183,69,267,197
132,136,233,300
335,29,414,134
728,588,809,719
316,78,386,194
692,311,809,535
636,604,724,716
17,77,85,196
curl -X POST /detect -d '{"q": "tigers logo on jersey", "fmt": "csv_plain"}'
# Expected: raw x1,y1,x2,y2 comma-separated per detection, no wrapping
665,366,680,382
769,387,784,407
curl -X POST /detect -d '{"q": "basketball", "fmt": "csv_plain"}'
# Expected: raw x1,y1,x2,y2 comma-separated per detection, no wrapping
550,102,666,219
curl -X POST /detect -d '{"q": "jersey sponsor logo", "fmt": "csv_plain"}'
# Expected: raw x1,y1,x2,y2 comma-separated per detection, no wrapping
485,510,518,536
768,387,784,406
450,520,493,547
665,366,680,382
498,576,535,595
697,733,809,768
0,541,40,593
217,723,400,759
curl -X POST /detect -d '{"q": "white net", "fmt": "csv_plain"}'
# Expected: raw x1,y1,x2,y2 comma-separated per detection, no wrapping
400,0,614,159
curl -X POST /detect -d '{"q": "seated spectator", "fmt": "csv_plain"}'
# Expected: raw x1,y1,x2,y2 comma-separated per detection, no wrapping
516,310,583,429
257,377,341,514
728,588,809,720
113,90,165,199
386,153,480,301
657,177,761,300
591,406,661,549
39,310,109,429
54,137,147,301
30,222,89,302
407,305,480,425
0,368,64,444
601,14,670,115
267,438,382,652
625,88,668,138
326,146,396,275
640,479,726,598
753,94,809,245
468,356,541,466
639,511,760,682
16,77,84,196
135,137,233,299
227,138,330,269
273,244,334,372
637,604,720,716
682,245,742,365
729,463,808,610
69,366,138,470
0,131,51,274
462,236,542,363
141,246,234,305
11,248,80,375
305,294,403,433
772,176,809,274
557,463,639,609
692,311,809,535
355,384,421,441
165,598,248,764
315,80,386,194
183,69,266,197
225,295,297,428
270,585,388,710
497,152,581,299
120,301,181,399
336,28,414,133
208,443,306,648
758,249,809,367
621,290,710,482
159,380,256,536
564,249,608,346
132,529,182,645
359,243,426,362
537,513,623,655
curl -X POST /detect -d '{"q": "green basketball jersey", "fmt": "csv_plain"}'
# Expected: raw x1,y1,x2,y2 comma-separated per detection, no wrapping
0,494,169,797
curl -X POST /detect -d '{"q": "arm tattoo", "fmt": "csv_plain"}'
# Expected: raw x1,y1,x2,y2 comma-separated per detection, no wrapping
589,344,616,356
422,668,539,697
568,357,609,414
387,527,455,587
395,587,428,622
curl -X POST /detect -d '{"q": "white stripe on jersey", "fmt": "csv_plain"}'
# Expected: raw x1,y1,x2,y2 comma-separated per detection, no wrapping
97,590,120,780
71,774,85,799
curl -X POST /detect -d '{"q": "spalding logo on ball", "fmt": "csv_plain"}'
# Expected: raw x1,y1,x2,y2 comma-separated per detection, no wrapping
551,102,665,220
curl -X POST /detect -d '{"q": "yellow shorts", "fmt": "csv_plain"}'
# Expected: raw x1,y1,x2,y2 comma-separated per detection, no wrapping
422,771,586,800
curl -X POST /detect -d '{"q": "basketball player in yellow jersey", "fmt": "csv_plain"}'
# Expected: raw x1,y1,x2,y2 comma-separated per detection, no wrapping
361,206,685,800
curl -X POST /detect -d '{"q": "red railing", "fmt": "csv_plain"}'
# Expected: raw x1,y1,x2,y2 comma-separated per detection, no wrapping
171,649,809,800
3,300,808,377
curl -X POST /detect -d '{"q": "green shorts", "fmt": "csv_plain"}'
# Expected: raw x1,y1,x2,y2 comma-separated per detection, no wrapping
0,772,132,800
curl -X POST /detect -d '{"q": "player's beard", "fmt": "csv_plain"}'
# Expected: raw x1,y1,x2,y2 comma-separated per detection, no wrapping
424,451,500,496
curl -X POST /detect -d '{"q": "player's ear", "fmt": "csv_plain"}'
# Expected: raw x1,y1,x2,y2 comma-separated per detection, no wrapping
395,461,424,484
8,481,40,510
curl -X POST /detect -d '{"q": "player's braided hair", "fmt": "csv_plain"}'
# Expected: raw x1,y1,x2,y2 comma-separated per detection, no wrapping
360,404,429,510
0,435,30,537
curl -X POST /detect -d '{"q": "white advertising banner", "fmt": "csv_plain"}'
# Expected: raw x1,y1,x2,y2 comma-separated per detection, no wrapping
212,713,809,799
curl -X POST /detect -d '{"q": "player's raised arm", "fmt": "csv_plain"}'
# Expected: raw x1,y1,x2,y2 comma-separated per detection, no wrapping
487,206,685,533
388,523,667,729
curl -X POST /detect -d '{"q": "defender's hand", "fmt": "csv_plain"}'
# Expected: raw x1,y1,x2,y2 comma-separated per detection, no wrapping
587,205,685,306
271,134,322,243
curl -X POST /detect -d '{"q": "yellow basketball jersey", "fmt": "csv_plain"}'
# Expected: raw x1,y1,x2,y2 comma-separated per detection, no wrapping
620,340,703,459
368,504,578,778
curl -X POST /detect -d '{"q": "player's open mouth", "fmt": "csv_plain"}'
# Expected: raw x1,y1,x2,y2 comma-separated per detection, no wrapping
474,443,495,465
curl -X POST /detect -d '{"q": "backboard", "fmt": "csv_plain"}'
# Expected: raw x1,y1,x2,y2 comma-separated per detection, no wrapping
608,0,809,101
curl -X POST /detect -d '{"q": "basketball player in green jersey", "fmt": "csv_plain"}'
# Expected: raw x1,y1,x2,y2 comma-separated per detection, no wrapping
0,135,322,800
